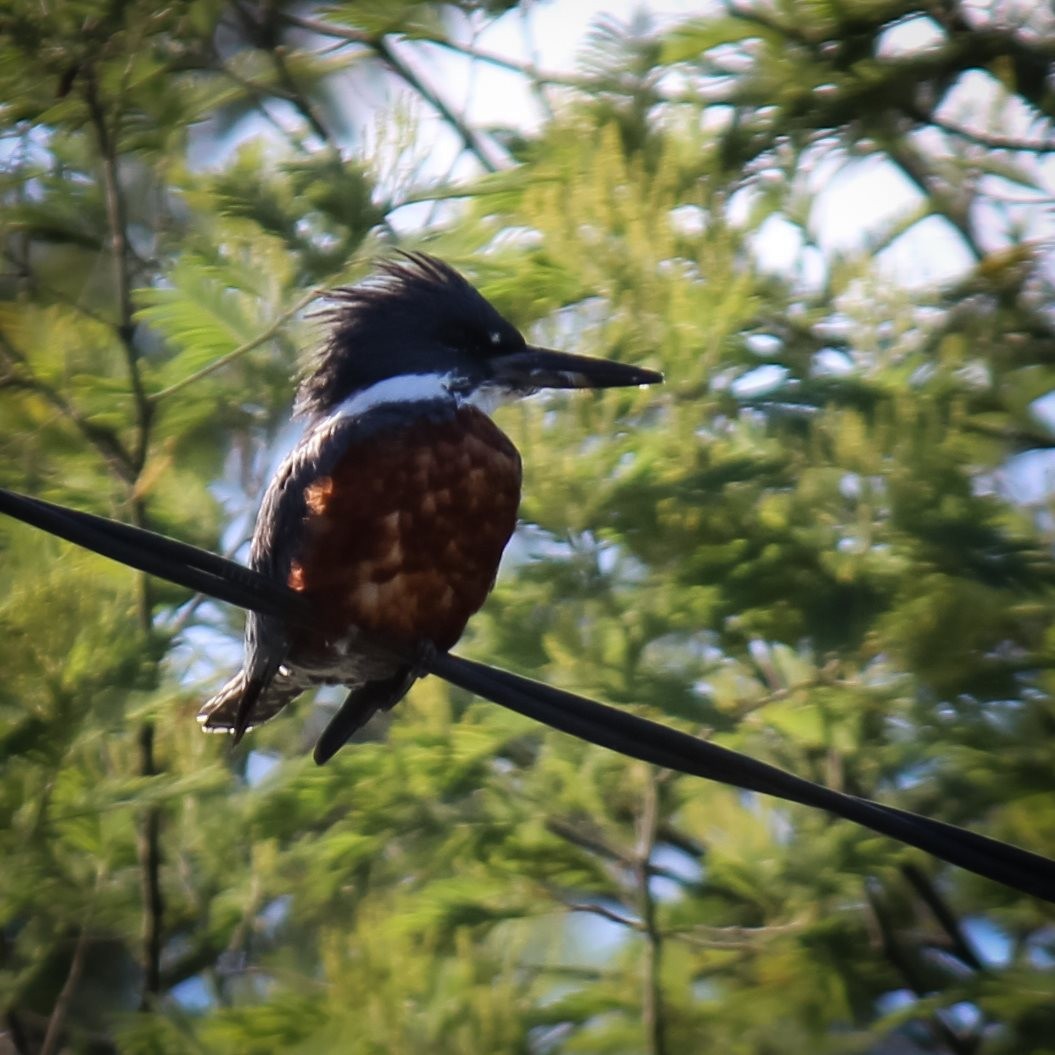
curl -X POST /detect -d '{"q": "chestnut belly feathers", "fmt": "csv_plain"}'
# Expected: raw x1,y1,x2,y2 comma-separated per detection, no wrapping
286,405,522,660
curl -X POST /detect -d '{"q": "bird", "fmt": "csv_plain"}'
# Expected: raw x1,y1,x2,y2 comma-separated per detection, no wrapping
197,252,662,763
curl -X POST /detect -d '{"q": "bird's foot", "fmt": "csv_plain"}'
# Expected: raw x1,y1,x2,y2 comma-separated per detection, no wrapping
410,640,439,682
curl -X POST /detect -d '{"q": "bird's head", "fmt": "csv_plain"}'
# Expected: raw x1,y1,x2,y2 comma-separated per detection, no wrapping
294,252,662,419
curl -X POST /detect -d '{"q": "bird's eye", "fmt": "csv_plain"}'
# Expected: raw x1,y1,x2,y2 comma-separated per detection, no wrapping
481,327,525,357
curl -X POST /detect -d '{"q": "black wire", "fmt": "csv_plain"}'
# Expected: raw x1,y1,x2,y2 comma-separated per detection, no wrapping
2,486,1053,903
0,489,302,622
430,654,1055,902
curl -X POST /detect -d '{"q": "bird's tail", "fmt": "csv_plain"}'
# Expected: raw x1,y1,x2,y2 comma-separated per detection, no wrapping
312,667,416,765
197,670,300,734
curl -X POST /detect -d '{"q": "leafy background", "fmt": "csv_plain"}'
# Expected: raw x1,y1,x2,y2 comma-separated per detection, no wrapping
1,1,1054,1052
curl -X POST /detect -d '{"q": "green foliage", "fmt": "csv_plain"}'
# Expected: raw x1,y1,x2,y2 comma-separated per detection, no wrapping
1,1,1054,1053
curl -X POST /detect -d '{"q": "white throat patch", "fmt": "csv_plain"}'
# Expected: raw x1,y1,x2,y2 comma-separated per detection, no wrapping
330,373,454,422
328,372,510,423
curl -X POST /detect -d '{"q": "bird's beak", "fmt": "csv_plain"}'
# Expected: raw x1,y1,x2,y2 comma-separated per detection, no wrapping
491,346,663,391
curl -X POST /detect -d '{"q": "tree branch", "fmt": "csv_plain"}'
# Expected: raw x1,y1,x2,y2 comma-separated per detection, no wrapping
368,36,502,174
636,769,668,1055
880,125,985,262
4,1011,30,1055
901,864,983,972
84,71,153,476
241,8,505,170
270,46,339,152
83,67,163,1013
866,880,979,1055
40,921,91,1055
136,723,164,1009
0,333,137,482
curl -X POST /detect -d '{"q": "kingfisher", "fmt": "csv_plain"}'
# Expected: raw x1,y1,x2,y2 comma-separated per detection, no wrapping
198,253,661,763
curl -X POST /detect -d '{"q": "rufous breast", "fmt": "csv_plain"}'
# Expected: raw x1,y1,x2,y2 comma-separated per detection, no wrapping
287,405,522,657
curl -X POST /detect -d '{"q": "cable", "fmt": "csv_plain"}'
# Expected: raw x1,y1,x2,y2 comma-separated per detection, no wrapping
2,486,1052,903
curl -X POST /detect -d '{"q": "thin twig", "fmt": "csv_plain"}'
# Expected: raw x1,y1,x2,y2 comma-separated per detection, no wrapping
165,532,254,637
515,0,557,120
227,0,312,110
881,128,984,263
149,287,323,402
246,6,502,168
565,884,808,952
278,10,367,44
214,62,306,140
40,919,92,1055
866,880,979,1055
281,10,586,88
929,113,1055,153
269,44,340,154
0,333,136,482
677,919,807,949
425,34,584,91
5,1011,30,1055
545,816,634,866
0,248,114,326
369,36,502,174
566,900,643,930
901,864,984,972
545,815,697,886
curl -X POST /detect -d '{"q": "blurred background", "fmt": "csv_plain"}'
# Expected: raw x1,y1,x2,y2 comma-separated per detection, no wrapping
1,1,1054,1051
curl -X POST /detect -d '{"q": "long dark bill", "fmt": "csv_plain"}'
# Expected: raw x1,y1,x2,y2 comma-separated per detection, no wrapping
492,346,663,390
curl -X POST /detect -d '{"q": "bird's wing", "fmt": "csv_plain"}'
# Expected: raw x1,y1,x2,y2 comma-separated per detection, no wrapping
241,405,428,658
197,407,435,737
